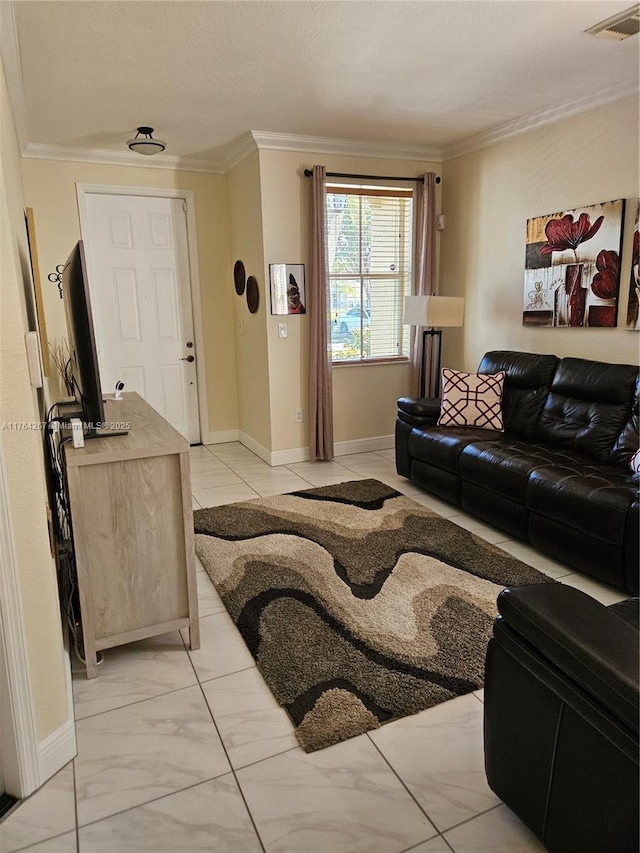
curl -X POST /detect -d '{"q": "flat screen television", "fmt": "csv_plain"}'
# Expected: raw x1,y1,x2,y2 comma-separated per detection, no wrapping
61,240,105,432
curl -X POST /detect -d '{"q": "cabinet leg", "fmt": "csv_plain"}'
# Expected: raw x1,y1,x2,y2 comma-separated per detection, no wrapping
189,618,200,651
84,638,98,679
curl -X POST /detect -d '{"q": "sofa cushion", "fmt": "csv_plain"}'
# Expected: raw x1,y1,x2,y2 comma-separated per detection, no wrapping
534,358,638,463
407,426,501,474
437,368,505,431
527,464,637,546
460,440,589,503
478,351,559,439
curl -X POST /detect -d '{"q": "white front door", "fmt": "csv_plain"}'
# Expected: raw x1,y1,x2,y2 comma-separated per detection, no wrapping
81,193,200,443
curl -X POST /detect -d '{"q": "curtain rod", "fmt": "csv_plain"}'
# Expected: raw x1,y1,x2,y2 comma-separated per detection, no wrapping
303,169,440,184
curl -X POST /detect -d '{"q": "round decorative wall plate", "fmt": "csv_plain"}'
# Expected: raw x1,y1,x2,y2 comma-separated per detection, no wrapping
234,260,246,295
246,276,259,313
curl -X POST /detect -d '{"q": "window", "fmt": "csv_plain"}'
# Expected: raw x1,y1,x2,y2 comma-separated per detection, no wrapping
326,186,413,363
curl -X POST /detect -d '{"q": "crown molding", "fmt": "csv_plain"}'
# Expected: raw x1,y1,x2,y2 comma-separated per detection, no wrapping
442,77,640,161
0,1,28,153
20,131,441,175
20,133,258,175
20,143,226,173
250,130,442,163
222,131,260,171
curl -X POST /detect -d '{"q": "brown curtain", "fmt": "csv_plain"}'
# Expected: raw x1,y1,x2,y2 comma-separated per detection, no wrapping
411,172,438,396
308,165,334,460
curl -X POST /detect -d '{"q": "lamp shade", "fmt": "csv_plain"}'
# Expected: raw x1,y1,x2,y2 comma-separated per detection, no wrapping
126,126,166,155
403,295,465,327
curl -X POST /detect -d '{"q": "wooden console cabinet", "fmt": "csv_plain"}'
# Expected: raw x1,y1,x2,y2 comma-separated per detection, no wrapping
63,393,200,678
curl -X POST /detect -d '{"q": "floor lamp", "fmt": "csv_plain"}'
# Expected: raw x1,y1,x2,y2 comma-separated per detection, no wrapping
403,296,465,397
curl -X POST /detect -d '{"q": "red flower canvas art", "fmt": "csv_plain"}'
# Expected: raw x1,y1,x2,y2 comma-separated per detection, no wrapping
591,250,620,300
523,199,625,328
625,201,639,331
539,212,604,256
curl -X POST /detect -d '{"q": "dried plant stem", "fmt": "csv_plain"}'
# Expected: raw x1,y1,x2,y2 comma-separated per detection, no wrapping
49,338,74,396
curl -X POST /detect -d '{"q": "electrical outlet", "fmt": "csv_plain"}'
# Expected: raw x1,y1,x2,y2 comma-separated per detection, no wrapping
294,408,304,423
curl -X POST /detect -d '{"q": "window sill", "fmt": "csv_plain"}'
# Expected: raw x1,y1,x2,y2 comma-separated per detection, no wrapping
331,357,410,368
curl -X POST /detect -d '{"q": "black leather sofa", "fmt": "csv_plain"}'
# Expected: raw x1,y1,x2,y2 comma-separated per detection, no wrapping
484,584,639,853
396,351,639,594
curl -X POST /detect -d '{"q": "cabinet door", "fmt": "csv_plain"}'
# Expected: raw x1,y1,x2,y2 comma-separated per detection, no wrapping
68,454,188,641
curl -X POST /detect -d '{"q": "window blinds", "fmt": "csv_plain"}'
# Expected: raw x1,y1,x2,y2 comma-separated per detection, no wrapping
326,187,413,363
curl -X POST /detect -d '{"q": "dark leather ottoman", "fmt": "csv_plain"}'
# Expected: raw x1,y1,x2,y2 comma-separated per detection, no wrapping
484,584,639,853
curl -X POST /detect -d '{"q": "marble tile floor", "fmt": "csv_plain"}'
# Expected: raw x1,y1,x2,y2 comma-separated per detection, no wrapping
1,442,627,853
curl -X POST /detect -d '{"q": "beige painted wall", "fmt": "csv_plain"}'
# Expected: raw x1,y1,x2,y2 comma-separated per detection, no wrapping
0,59,69,740
226,151,271,448
257,149,309,453
20,159,238,436
440,96,640,374
258,149,442,450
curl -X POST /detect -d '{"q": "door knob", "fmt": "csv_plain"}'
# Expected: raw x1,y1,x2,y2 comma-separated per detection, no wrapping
180,355,195,363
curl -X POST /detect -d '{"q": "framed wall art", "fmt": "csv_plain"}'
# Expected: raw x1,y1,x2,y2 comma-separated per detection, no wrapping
625,200,639,331
269,264,306,315
25,207,50,374
523,198,625,328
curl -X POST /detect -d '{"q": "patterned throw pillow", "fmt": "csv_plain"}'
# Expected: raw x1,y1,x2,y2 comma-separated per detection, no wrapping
437,368,506,431
631,448,640,476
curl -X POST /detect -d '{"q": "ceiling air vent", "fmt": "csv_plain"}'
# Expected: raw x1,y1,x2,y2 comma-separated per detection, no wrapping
586,4,640,40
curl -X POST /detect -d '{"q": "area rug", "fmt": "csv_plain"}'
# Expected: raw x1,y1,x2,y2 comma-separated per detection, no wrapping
194,479,552,752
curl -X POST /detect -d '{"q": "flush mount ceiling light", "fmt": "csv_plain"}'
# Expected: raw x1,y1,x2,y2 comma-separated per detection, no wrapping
126,126,167,155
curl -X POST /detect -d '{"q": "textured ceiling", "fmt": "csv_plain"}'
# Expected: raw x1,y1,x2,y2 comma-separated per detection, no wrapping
8,0,640,164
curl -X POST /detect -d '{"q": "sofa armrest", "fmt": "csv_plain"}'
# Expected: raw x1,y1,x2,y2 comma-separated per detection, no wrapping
397,396,440,427
495,585,639,732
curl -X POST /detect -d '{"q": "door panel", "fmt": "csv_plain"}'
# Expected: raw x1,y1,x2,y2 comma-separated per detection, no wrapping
153,271,179,339
82,194,200,443
113,270,141,340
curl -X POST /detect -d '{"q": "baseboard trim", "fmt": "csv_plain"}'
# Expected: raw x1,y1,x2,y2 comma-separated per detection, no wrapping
37,627,77,785
38,718,76,783
270,436,394,465
236,433,394,466
270,447,311,466
334,435,394,457
204,429,239,445
237,432,272,465
202,431,394,466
